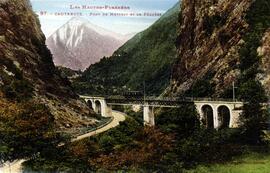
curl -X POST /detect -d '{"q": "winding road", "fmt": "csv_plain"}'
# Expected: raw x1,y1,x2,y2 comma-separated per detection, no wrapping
0,110,126,173
72,110,126,142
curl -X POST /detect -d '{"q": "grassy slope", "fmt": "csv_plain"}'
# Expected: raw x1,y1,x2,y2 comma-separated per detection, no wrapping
185,152,270,173
74,2,179,95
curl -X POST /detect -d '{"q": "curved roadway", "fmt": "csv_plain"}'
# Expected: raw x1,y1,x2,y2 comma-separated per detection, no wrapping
0,110,126,173
72,110,126,142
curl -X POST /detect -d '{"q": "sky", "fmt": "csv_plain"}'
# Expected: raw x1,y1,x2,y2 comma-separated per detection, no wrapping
30,0,179,37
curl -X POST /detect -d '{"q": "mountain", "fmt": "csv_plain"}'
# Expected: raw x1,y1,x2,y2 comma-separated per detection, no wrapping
168,0,270,97
0,0,97,128
46,17,130,71
74,2,180,95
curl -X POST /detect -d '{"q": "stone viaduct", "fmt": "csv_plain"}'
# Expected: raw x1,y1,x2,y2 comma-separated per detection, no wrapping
80,96,243,129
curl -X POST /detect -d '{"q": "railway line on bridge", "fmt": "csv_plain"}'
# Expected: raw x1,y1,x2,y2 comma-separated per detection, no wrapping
80,95,244,129
104,95,242,107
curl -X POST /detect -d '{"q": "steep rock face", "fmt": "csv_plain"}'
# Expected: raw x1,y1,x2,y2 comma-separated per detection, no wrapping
169,0,253,96
0,0,96,128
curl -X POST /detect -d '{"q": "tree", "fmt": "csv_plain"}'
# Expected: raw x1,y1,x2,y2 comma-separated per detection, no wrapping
238,80,268,144
238,0,270,144
156,104,200,138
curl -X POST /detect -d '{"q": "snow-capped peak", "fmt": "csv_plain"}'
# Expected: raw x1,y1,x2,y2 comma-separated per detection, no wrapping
51,17,129,44
46,17,134,71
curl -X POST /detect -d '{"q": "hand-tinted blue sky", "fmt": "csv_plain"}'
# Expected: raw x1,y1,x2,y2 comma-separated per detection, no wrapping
30,0,179,37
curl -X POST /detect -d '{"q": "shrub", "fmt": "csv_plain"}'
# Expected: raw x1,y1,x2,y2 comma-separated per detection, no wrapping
0,100,61,162
156,105,200,138
185,72,216,97
2,79,33,101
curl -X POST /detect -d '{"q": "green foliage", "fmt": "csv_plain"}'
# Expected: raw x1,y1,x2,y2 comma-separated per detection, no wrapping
22,116,143,172
185,72,216,97
126,110,144,125
57,66,82,79
0,61,33,102
23,138,97,173
0,101,62,163
112,105,144,125
156,105,200,138
155,104,246,170
2,79,33,101
183,150,270,173
174,129,244,167
238,79,268,144
21,102,256,172
74,2,180,95
239,80,267,103
237,0,270,144
97,117,142,152
98,135,116,152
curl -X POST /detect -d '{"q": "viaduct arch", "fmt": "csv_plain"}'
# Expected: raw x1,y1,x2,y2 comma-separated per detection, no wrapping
195,101,242,129
83,97,113,118
201,105,214,128
218,105,231,129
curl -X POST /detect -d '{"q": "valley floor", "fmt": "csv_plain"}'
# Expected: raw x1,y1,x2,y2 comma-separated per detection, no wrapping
0,111,126,173
185,152,270,173
2,151,269,173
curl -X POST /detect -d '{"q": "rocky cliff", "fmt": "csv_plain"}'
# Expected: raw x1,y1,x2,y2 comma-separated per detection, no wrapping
0,0,96,128
169,0,270,97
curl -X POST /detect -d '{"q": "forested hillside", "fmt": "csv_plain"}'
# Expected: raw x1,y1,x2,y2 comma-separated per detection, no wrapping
74,2,180,95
